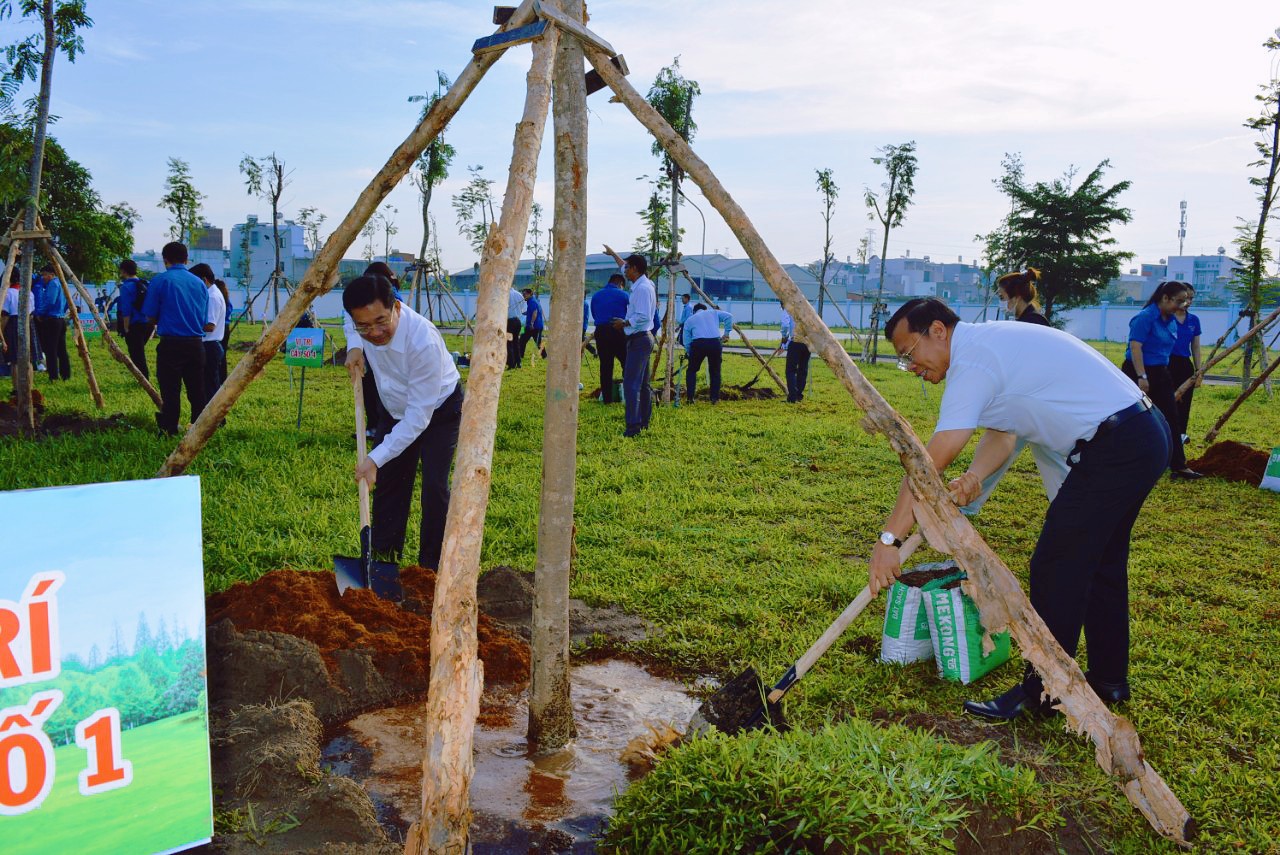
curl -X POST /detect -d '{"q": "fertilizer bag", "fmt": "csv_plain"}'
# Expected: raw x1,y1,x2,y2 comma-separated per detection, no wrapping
880,562,965,664
921,566,1012,684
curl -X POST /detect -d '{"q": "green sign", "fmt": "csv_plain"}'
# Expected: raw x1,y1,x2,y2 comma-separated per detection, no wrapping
1262,447,1280,492
284,328,324,367
77,313,101,340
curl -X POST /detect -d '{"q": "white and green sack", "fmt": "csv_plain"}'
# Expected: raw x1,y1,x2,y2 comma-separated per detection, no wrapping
1261,447,1280,492
922,573,1012,684
880,562,965,664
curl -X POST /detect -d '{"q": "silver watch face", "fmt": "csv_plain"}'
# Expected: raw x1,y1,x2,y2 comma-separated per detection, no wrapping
880,531,897,547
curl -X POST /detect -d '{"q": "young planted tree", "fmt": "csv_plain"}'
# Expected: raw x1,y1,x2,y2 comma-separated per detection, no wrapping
989,159,1133,322
526,201,546,290
1231,31,1280,384
864,141,917,363
297,205,326,255
239,152,292,316
0,0,91,431
453,164,497,258
633,173,675,255
378,203,397,260
359,219,376,263
157,156,205,244
409,70,456,307
813,167,838,318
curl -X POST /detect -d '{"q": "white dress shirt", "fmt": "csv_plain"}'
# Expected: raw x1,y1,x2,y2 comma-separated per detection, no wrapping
624,274,656,336
357,304,461,468
204,286,226,343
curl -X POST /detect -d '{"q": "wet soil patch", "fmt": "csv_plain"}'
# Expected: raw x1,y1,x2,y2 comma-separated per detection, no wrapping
478,565,657,646
1188,440,1268,483
0,389,133,438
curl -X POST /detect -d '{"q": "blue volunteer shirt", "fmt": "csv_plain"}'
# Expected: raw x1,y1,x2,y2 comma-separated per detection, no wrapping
116,278,150,324
590,284,629,326
524,296,544,331
1124,303,1178,367
33,276,68,318
1173,312,1201,358
142,265,210,337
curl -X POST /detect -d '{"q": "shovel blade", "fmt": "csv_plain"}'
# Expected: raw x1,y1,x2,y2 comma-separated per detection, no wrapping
688,667,787,737
333,555,404,602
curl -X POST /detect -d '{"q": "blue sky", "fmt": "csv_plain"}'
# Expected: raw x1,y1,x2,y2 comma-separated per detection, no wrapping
0,477,206,664
4,1,1278,275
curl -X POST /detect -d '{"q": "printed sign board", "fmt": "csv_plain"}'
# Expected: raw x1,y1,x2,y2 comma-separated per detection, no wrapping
284,328,325,367
77,313,101,339
0,478,213,854
1262,447,1280,492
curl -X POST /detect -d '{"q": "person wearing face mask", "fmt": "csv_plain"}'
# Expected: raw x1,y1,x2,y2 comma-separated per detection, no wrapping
996,268,1049,326
868,297,1170,720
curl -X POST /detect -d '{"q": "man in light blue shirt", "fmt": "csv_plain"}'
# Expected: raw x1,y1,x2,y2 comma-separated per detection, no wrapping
506,287,526,369
682,303,733,403
605,246,655,437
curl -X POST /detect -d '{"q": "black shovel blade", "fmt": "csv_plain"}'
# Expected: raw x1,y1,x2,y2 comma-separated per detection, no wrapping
333,525,403,601
688,667,787,737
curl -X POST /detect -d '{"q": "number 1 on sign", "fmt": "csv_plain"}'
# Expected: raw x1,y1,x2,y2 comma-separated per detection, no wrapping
75,708,132,795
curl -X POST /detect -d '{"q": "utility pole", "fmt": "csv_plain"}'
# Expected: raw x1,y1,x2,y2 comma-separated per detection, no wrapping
1178,200,1187,257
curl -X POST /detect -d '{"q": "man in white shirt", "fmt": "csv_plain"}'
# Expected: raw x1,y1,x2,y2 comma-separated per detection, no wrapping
506,287,526,369
344,275,463,570
605,249,656,437
868,298,1170,720
681,303,733,403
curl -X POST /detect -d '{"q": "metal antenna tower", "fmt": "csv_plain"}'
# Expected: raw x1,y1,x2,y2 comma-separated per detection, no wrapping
1178,200,1187,256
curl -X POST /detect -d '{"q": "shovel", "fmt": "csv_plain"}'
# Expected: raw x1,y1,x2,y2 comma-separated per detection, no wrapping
689,532,923,736
333,373,403,601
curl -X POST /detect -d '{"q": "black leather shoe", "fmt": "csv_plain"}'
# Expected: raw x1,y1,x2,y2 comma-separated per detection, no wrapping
1169,468,1204,481
962,684,1054,721
1085,673,1131,705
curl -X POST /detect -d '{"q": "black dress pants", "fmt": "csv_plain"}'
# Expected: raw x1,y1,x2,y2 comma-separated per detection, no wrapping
686,337,723,403
1121,359,1184,470
1167,354,1195,437
519,327,543,361
506,317,523,368
594,324,626,402
785,341,810,402
36,316,71,380
203,340,225,396
155,336,206,435
125,322,154,380
371,384,464,570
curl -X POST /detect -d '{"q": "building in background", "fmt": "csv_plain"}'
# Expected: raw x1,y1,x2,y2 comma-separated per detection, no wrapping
229,214,311,291
1165,250,1242,301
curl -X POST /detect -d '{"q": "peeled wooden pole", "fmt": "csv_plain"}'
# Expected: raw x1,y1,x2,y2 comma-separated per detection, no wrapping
404,30,559,855
1175,306,1280,401
42,237,162,408
1204,349,1280,443
53,272,103,409
584,42,1194,846
529,0,586,753
155,0,539,476
0,240,20,352
681,269,785,394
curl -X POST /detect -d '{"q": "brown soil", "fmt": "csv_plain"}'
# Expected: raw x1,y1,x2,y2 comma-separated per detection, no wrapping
1188,440,1268,483
0,389,131,438
897,561,962,588
477,565,656,645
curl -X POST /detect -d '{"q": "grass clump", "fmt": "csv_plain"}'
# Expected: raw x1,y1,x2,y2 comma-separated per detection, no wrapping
602,718,1052,854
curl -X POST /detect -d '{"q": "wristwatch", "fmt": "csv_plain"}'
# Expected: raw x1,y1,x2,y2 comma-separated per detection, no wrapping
879,531,903,548
1138,373,1148,380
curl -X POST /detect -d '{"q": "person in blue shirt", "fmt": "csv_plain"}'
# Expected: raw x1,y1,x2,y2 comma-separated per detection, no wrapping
116,259,155,379
33,264,71,380
142,242,210,436
1121,280,1200,480
589,271,630,403
519,288,545,362
1169,286,1202,445
682,303,733,403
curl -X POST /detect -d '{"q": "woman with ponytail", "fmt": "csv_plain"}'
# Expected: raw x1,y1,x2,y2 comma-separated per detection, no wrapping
995,268,1050,326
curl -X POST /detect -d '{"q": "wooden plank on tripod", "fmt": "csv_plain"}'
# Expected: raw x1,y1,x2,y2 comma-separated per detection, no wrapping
2,229,52,244
473,19,547,55
492,5,516,24
533,0,614,54
584,54,627,96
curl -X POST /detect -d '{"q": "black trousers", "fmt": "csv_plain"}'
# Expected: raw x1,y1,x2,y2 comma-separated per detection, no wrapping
1121,359,1185,470
362,366,385,429
155,337,206,435
686,337,723,403
35,316,71,380
125,322,155,380
519,327,543,361
371,383,464,570
203,341,225,397
594,324,626,402
785,341,810,402
506,317,523,368
2,315,27,366
1022,407,1169,696
1167,354,1195,438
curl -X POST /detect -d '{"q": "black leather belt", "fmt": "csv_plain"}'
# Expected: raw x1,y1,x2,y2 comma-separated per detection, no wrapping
1093,396,1153,441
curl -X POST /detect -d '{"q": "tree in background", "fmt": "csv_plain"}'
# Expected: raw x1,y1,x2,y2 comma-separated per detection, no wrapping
988,159,1133,322
409,71,455,282
633,173,675,256
239,152,292,315
157,156,204,246
360,219,376,263
452,164,496,258
811,168,838,317
377,203,397,260
1231,31,1280,383
526,201,547,291
0,0,91,430
864,141,918,362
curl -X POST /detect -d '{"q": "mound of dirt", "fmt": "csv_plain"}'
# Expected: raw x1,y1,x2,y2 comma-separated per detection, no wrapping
477,565,656,644
1188,440,1268,484
0,389,133,438
206,567,530,722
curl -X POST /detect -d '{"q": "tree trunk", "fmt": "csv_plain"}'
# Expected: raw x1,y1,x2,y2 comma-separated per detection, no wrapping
869,221,891,364
529,0,586,754
56,273,103,409
15,0,58,432
404,26,559,855
663,177,679,403
42,236,162,408
155,0,540,477
584,43,1195,847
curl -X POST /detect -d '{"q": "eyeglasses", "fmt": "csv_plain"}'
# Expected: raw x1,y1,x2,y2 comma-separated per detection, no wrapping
896,333,924,371
353,317,394,335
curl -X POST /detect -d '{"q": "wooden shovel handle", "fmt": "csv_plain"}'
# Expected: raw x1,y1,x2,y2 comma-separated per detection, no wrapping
352,373,371,529
768,531,924,703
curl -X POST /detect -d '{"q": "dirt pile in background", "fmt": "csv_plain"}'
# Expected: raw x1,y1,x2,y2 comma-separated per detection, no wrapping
0,389,131,438
1188,441,1268,484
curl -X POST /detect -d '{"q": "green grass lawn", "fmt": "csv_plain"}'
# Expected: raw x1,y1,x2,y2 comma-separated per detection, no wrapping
2,321,1277,852
7,712,213,855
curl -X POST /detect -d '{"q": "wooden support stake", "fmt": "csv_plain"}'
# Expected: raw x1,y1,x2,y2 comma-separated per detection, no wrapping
0,241,20,355
584,54,627,96
533,0,614,53
42,237,162,408
52,270,104,409
681,270,786,394
405,26,559,855
492,5,516,25
1174,306,1280,401
1204,349,1280,443
156,0,540,477
584,41,1195,847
